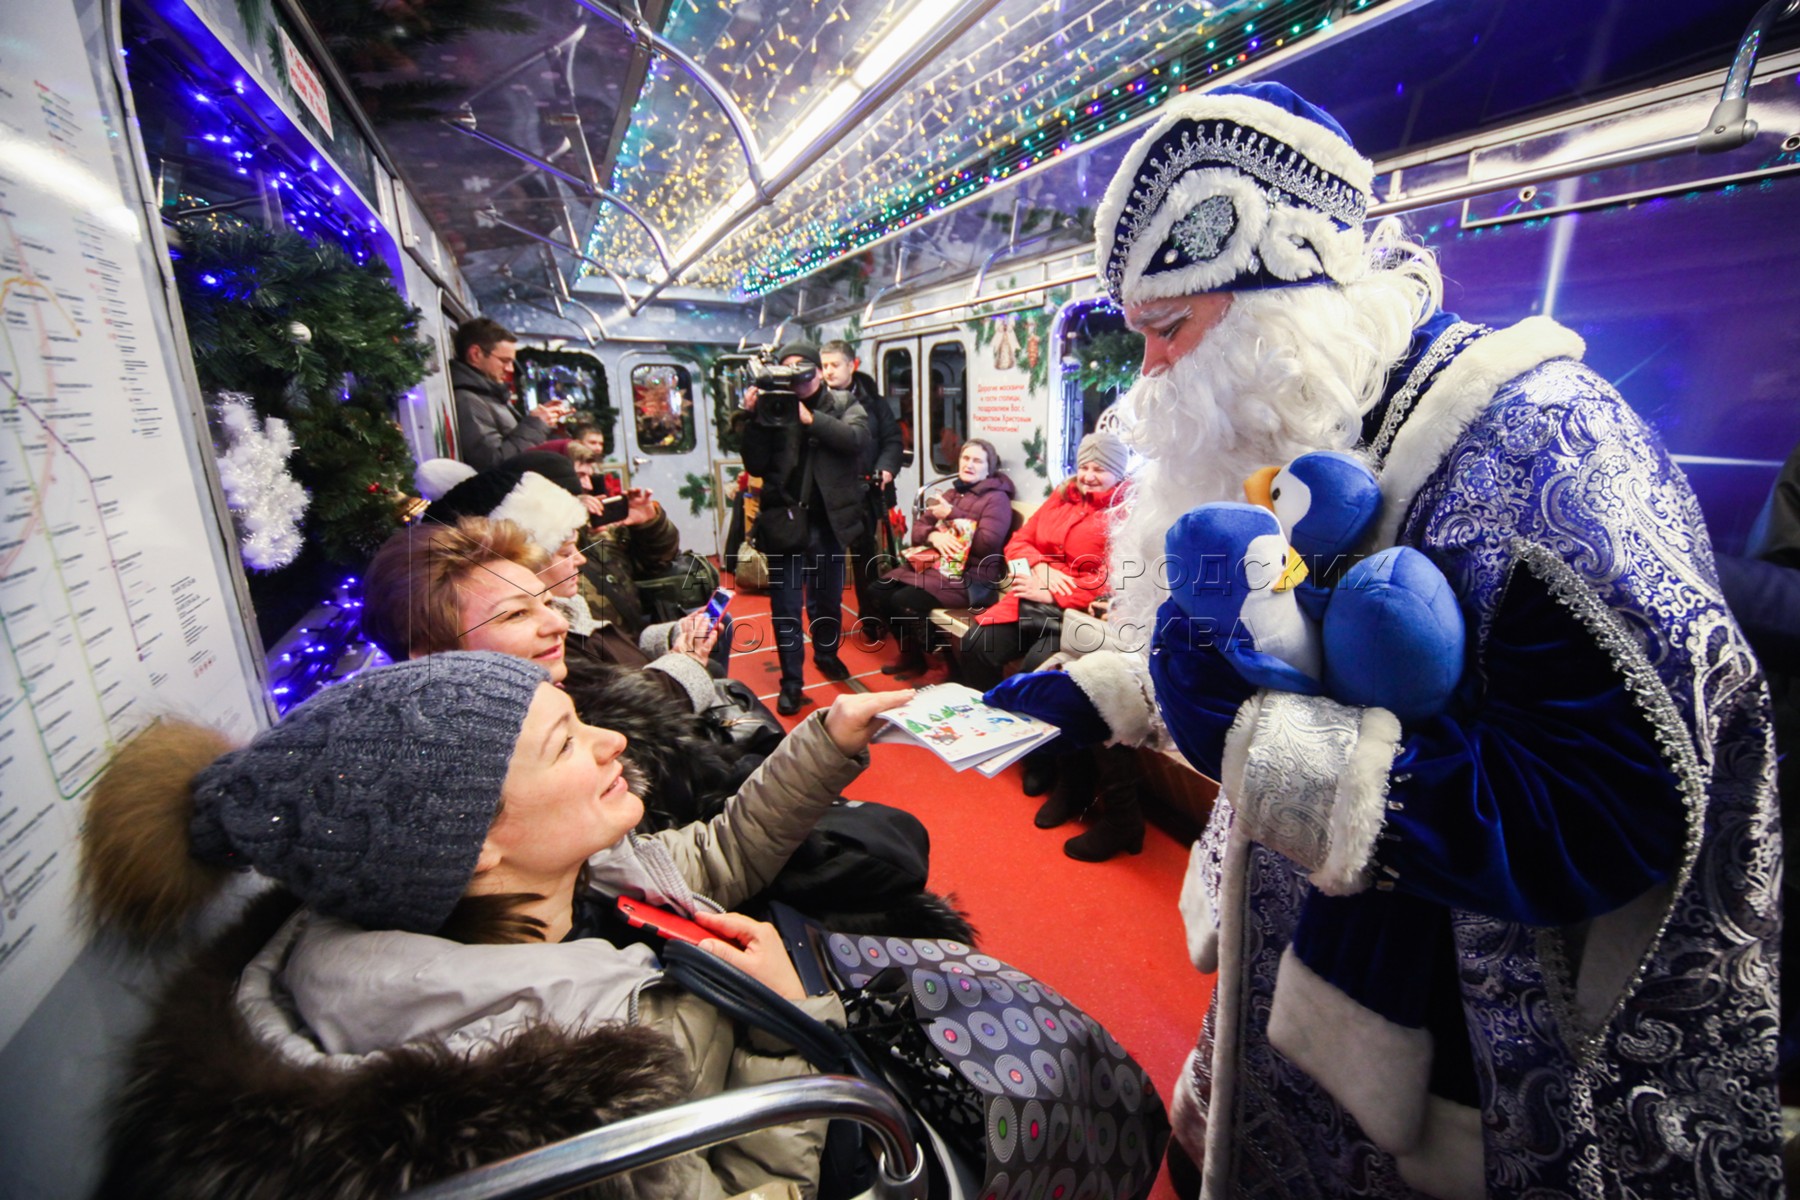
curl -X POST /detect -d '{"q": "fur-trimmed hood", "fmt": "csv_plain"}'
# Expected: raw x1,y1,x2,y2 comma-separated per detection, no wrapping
97,891,688,1200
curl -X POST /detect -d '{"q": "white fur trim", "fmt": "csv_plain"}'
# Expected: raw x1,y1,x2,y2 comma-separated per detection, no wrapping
1218,692,1263,804
644,652,715,715
1064,648,1157,746
1123,169,1269,303
489,471,586,553
1370,317,1585,549
1179,839,1221,973
1097,92,1372,259
1268,946,1431,1152
1312,704,1401,896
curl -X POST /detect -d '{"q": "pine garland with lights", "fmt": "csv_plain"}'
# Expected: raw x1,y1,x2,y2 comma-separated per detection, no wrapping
174,217,427,566
1074,328,1146,397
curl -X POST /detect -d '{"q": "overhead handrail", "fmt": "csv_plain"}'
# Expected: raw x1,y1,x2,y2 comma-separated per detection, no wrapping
1370,0,1796,217
482,207,648,312
872,0,1798,331
590,0,1009,314
865,266,1093,331
449,119,676,275
459,23,590,112
568,0,771,199
399,1075,925,1200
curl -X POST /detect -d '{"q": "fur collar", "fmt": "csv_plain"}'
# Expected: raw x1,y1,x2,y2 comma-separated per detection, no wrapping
1369,316,1586,549
98,891,688,1200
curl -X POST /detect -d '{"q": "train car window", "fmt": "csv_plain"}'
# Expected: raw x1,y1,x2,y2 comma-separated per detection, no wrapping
630,363,697,454
516,347,614,452
707,353,758,456
882,347,914,466
927,342,967,474
1058,301,1142,477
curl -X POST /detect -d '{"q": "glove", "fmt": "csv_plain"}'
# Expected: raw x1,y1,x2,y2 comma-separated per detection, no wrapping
982,669,1111,751
1148,598,1258,779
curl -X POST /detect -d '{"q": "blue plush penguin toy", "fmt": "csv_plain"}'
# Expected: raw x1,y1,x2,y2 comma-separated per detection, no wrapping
1167,451,1466,722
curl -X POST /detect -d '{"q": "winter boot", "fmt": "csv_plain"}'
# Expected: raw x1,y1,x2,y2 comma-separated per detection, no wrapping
1063,747,1146,861
881,627,927,676
1033,751,1097,828
1020,749,1057,797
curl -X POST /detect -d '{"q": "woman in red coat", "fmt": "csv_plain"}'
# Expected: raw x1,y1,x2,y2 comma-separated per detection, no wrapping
964,432,1142,863
960,432,1128,691
868,438,1015,676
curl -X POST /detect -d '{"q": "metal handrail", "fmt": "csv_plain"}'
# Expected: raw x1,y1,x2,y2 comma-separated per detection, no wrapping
399,1075,925,1200
1369,0,1796,217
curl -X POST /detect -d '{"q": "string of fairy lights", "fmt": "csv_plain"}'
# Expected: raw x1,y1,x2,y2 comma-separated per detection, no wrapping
580,0,1389,297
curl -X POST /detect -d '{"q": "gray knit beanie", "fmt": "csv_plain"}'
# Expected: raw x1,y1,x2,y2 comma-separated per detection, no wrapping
187,652,548,933
1077,431,1130,479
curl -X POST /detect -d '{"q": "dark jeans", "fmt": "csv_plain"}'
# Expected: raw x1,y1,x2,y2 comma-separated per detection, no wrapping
959,600,1065,691
768,523,846,688
848,483,898,628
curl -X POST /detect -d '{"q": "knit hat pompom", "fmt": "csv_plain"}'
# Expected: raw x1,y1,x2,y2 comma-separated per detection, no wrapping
81,719,240,943
1077,431,1130,479
85,653,550,942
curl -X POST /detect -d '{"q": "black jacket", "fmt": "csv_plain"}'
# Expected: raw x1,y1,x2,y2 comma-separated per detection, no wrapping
850,370,905,480
451,360,550,471
740,385,870,545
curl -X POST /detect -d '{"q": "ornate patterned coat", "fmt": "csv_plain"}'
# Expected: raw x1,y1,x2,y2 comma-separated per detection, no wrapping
1154,314,1781,1197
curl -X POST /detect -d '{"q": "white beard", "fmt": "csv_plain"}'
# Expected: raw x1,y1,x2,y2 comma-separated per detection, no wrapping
1107,285,1410,638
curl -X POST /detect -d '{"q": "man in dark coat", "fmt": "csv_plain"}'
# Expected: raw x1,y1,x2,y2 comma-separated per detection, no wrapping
451,317,570,470
821,340,905,636
740,343,870,713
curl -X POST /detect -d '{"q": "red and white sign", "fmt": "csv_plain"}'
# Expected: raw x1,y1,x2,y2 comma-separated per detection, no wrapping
277,25,334,140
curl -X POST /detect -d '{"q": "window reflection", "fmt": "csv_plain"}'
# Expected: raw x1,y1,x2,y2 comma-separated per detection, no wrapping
927,342,967,474
631,363,695,453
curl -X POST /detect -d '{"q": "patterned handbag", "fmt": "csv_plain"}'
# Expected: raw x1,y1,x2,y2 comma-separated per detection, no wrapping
664,915,1168,1200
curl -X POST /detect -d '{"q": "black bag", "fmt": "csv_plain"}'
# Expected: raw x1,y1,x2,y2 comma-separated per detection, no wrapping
753,449,815,556
663,912,1169,1200
635,551,721,624
753,501,811,555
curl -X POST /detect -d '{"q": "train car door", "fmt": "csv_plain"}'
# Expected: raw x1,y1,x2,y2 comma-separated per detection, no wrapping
875,332,970,518
617,353,717,555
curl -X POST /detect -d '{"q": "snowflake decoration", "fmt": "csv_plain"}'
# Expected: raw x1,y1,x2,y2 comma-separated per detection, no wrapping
1169,195,1237,262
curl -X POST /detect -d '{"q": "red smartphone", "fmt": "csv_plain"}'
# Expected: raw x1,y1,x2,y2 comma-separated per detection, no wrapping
702,586,734,632
616,897,722,947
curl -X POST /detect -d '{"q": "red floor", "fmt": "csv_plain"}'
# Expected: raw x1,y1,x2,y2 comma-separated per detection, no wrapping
722,575,1215,1199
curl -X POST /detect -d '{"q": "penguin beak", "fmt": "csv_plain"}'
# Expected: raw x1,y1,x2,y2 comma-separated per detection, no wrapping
1273,547,1309,593
1243,467,1279,512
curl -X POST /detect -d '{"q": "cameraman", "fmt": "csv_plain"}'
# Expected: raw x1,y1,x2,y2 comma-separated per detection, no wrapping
820,340,904,633
740,343,870,714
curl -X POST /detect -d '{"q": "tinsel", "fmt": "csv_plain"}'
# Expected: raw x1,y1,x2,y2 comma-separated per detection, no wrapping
213,394,310,570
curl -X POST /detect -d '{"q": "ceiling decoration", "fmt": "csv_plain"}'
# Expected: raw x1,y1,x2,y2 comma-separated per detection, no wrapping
580,0,1390,297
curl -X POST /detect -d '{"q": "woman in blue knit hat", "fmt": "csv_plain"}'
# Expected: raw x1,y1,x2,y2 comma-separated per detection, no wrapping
80,651,910,1198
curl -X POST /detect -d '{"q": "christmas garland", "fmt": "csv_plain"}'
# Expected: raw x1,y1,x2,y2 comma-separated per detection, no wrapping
1073,328,1146,397
173,217,427,566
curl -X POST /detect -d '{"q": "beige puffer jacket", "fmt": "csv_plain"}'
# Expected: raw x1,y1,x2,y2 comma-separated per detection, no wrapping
242,712,864,1200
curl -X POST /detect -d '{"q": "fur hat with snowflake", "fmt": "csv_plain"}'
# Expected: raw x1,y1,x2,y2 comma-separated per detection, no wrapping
1095,81,1373,307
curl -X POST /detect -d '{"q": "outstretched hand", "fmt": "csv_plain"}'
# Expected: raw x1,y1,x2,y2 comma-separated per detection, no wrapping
692,910,805,1001
823,689,914,755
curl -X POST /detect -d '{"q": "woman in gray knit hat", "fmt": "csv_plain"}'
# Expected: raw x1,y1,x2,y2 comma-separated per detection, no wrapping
80,651,910,1198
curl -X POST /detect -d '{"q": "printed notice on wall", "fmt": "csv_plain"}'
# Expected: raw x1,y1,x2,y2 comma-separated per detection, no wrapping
0,1,263,1050
972,377,1031,435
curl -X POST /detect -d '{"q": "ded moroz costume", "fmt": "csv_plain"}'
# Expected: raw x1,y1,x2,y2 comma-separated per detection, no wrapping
987,82,1780,1197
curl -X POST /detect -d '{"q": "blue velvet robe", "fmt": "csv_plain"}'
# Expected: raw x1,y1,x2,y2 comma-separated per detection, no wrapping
1153,315,1781,1197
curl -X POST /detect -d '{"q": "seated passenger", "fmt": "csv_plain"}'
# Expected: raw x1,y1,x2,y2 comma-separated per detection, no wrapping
362,515,720,717
867,438,1015,678
81,650,909,1198
959,431,1128,691
564,439,625,497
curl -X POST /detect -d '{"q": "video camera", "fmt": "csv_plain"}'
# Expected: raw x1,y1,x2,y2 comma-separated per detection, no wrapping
740,354,817,428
